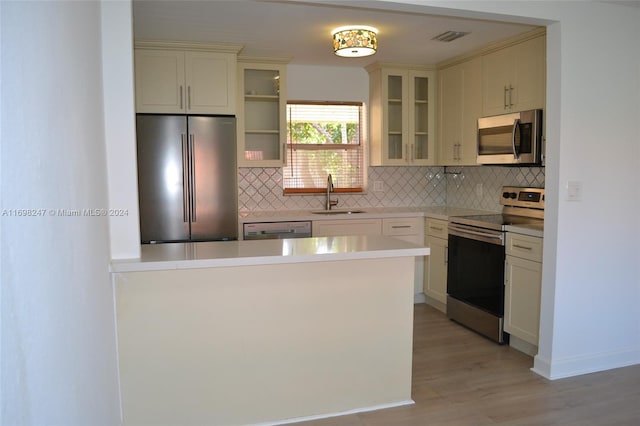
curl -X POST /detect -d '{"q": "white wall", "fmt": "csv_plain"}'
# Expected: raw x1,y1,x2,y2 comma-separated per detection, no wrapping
1,1,121,424
384,0,640,379
102,1,140,260
287,64,369,102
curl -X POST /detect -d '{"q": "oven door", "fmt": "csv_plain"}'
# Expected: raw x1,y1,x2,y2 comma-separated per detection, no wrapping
447,223,505,317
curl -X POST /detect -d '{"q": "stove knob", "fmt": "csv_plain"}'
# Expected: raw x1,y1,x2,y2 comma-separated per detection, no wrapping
502,192,510,199
509,192,517,199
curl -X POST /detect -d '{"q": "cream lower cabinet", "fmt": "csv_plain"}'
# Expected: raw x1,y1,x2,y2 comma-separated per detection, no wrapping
423,218,448,312
312,219,382,237
313,217,424,298
504,233,543,347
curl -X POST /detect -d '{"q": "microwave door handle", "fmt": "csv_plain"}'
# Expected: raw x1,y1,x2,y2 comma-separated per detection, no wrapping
512,118,521,159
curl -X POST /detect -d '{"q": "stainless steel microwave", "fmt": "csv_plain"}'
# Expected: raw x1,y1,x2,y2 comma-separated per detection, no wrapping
477,109,543,165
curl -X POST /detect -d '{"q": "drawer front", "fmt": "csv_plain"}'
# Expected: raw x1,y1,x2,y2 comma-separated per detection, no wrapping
382,217,423,236
425,218,448,239
312,219,382,237
506,233,543,262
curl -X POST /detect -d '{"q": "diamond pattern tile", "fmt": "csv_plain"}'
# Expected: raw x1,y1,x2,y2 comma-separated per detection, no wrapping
238,165,544,212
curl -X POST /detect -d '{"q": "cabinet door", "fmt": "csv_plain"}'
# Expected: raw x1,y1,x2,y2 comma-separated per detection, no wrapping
438,64,463,164
185,52,236,114
237,63,286,167
383,69,409,165
135,50,186,113
511,36,546,112
482,35,546,116
425,236,447,304
409,71,436,165
438,58,481,166
459,57,482,164
504,255,542,345
312,219,382,237
383,217,423,239
482,47,513,116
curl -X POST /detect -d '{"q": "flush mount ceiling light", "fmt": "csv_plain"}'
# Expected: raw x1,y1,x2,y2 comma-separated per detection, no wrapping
332,26,378,58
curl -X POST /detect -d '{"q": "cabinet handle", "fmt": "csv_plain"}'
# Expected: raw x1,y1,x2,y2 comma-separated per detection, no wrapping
410,144,414,162
189,134,196,222
188,86,192,110
404,144,408,163
182,134,188,222
180,85,184,110
444,247,448,264
504,85,509,109
509,85,514,107
513,243,533,251
282,142,287,166
391,225,411,229
430,226,443,231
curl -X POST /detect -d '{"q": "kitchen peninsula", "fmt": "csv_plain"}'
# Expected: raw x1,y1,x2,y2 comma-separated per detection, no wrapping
111,235,429,426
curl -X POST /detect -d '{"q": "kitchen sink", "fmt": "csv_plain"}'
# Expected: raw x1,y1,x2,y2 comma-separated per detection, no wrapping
310,209,366,215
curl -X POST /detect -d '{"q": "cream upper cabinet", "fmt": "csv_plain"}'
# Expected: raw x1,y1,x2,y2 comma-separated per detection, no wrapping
437,57,482,165
504,233,543,346
367,64,436,166
482,35,546,116
134,47,238,115
423,218,448,311
237,61,287,167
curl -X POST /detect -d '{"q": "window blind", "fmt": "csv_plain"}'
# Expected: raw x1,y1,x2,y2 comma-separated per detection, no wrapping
283,102,364,193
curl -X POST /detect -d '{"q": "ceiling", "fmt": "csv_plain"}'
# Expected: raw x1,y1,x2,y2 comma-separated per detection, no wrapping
132,0,541,67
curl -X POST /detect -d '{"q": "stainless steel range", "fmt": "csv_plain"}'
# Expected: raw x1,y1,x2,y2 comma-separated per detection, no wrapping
446,186,544,343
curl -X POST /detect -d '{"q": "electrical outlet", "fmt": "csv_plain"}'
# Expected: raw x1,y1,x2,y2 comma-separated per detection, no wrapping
475,183,483,197
373,181,384,192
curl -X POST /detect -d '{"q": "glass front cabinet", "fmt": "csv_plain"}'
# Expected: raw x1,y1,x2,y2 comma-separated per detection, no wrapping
237,61,287,167
367,64,436,166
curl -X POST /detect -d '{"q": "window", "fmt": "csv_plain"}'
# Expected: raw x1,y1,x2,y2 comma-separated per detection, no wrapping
283,101,364,194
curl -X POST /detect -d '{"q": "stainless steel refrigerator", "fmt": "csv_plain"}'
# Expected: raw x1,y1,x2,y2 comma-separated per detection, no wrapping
136,115,238,243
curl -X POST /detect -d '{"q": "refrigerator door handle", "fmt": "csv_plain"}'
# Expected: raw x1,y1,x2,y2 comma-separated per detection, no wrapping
189,134,196,222
182,134,189,223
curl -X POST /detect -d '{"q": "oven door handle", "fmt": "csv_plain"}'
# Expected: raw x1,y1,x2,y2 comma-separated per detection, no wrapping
448,225,504,245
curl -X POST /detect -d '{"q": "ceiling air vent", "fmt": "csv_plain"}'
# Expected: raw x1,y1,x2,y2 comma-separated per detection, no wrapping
431,31,470,42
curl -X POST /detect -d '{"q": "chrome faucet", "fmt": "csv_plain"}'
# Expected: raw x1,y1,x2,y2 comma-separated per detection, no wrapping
325,174,338,210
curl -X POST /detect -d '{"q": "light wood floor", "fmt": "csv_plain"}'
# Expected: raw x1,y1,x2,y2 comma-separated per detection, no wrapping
289,303,640,426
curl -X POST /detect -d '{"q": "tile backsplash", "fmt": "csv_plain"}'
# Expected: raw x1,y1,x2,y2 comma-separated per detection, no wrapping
238,165,544,213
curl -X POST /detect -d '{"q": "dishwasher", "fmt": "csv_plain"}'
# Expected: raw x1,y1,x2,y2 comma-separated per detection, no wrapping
243,221,312,240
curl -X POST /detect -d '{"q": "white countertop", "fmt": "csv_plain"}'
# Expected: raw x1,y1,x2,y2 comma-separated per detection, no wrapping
239,206,496,223
111,235,430,273
505,223,544,238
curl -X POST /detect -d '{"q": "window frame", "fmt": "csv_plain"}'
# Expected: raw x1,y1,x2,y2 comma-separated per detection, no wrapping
283,100,366,195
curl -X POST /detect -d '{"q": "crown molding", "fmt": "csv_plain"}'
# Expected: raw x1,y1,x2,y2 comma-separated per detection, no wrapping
134,39,244,54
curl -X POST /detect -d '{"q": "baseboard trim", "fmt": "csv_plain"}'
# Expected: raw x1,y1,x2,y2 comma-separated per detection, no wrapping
250,400,415,426
533,347,640,380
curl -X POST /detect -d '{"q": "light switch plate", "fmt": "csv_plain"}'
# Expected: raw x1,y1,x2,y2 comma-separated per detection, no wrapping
566,180,582,201
373,181,384,192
